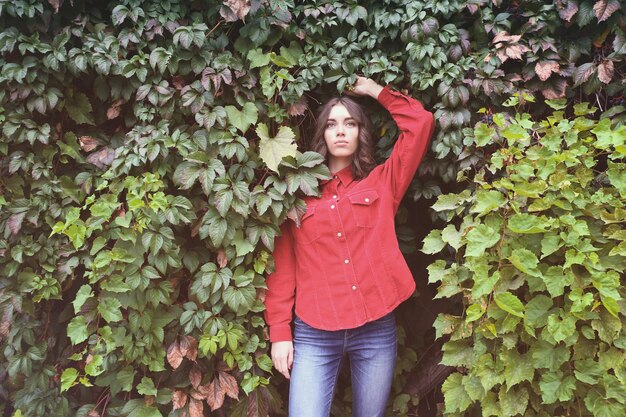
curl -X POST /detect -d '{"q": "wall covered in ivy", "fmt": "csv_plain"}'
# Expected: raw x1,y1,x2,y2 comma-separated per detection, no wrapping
0,0,624,416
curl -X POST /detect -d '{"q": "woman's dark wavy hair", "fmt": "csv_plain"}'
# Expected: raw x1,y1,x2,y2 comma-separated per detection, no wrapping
310,96,377,180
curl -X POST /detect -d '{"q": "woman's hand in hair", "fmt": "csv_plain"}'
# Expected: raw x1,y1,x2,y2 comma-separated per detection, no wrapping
350,76,384,99
271,341,294,379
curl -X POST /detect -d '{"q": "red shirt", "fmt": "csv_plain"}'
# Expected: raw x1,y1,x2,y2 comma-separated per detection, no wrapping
264,86,435,342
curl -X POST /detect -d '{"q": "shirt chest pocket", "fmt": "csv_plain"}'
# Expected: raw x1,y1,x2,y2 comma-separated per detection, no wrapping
348,190,380,228
296,206,321,244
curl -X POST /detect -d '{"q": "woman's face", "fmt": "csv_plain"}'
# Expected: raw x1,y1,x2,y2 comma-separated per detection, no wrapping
323,104,359,163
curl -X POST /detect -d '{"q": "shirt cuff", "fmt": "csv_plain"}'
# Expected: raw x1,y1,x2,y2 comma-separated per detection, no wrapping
269,324,293,342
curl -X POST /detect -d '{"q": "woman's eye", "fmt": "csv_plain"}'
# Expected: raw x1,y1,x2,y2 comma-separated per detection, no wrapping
326,122,335,128
346,121,356,127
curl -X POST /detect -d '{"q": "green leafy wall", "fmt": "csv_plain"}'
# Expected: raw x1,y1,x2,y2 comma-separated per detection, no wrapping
0,0,624,416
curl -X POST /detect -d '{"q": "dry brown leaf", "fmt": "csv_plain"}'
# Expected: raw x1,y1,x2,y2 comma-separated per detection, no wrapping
188,398,204,417
492,31,522,44
221,0,251,21
183,335,198,361
86,147,115,169
598,60,614,84
173,390,188,410
217,248,228,268
167,340,184,369
246,390,269,417
79,136,100,152
7,212,26,236
206,377,226,411
593,0,620,22
256,288,266,303
107,99,124,120
535,61,560,81
556,0,578,22
172,76,186,90
219,371,239,400
288,97,308,116
541,78,568,99
48,0,61,13
86,410,99,417
189,366,202,388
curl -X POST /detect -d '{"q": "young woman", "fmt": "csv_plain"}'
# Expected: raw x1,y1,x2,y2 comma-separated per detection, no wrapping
264,76,435,417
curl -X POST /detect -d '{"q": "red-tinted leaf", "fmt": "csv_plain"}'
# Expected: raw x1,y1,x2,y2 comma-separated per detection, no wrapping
206,377,226,411
598,60,614,84
86,147,115,169
107,99,123,120
572,62,596,86
541,78,568,99
8,212,26,235
184,336,198,361
535,61,560,81
87,410,99,417
246,390,269,417
188,398,204,417
556,0,579,21
288,97,308,116
219,371,239,400
593,0,620,22
221,0,251,22
79,136,100,152
189,365,202,388
173,390,188,410
167,340,184,369
217,248,228,268
48,0,61,13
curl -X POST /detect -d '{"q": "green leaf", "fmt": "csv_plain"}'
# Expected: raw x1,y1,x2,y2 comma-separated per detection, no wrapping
73,284,94,314
117,366,136,392
98,297,123,323
422,229,446,254
547,313,577,342
257,123,298,172
465,224,500,257
507,213,549,234
173,162,202,189
65,91,95,125
494,292,525,318
137,376,157,396
67,315,89,344
508,248,540,276
442,373,472,413
470,190,506,216
61,368,78,392
225,103,258,133
247,48,270,69
501,349,534,387
539,371,576,403
542,266,572,297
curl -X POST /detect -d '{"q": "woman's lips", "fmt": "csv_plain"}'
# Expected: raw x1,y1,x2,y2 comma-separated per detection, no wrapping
334,140,349,146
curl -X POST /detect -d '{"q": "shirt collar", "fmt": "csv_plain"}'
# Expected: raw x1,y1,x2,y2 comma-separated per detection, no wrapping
321,164,354,187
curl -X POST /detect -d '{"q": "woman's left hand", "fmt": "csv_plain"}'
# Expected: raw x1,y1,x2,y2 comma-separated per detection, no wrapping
350,76,384,99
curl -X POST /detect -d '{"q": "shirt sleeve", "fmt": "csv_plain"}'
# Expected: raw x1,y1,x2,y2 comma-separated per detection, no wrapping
377,86,435,207
264,221,296,342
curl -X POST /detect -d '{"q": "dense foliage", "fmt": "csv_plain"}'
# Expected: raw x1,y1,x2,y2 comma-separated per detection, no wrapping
0,0,624,416
423,98,626,417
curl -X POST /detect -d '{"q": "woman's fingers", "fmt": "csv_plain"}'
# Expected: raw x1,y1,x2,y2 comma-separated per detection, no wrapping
271,341,293,379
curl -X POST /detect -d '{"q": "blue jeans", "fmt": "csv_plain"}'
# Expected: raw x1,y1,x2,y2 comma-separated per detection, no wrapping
289,312,397,417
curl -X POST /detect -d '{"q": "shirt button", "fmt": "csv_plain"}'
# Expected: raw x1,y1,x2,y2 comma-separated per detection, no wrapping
333,175,338,179
351,285,357,290
344,259,349,264
365,198,370,203
330,205,335,209
333,195,337,199
337,232,342,237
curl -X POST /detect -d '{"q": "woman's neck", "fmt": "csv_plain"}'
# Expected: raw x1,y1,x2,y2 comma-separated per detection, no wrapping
328,157,352,174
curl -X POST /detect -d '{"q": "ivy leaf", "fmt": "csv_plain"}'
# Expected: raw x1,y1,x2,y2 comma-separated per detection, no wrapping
494,292,525,318
137,376,157,396
73,284,94,314
98,297,123,323
508,248,540,276
67,315,89,344
465,225,500,257
470,190,506,216
225,103,258,133
593,0,620,22
441,373,472,413
422,230,446,254
507,214,549,234
173,162,202,190
65,91,95,125
61,368,78,392
257,123,297,172
539,371,577,403
247,48,270,69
